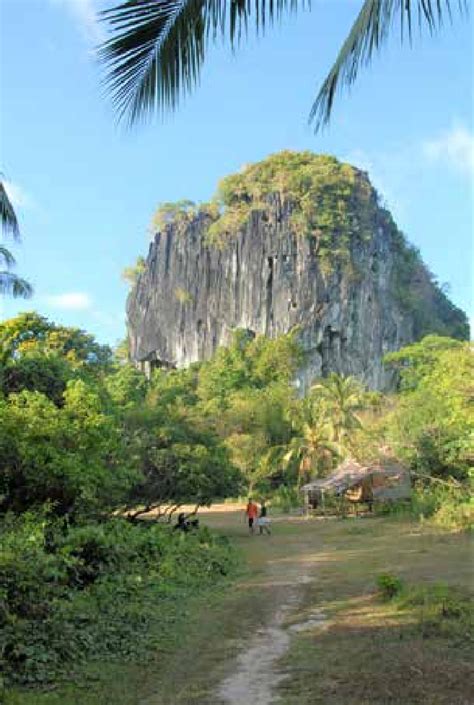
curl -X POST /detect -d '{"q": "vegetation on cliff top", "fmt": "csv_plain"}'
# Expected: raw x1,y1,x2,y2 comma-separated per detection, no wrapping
147,151,468,340
151,152,377,255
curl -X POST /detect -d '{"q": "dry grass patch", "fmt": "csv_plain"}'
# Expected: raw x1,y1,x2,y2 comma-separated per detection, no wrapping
278,517,473,705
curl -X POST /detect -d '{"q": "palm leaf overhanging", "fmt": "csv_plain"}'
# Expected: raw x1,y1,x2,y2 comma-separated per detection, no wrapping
99,0,468,128
0,272,33,299
0,178,33,299
0,181,20,239
310,0,469,131
0,246,16,269
98,0,305,124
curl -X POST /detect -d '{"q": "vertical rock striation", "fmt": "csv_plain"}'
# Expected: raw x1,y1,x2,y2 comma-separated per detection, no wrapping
127,154,467,390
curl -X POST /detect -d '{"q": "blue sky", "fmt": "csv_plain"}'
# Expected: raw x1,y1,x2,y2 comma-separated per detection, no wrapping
0,0,472,347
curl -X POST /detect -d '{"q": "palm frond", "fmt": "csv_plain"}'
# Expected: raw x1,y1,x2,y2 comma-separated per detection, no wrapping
310,0,469,131
99,0,304,124
0,271,33,299
0,181,20,239
0,246,16,268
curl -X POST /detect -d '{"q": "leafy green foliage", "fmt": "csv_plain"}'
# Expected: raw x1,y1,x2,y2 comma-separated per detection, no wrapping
0,312,112,377
207,152,376,260
151,200,197,231
1,511,237,685
374,573,473,648
195,330,303,491
384,339,473,480
0,352,72,406
0,311,243,520
312,372,363,444
376,482,473,532
376,573,404,600
1,303,472,698
121,256,146,288
0,382,139,517
283,394,342,486
384,335,465,391
103,362,148,408
270,485,301,512
0,313,247,687
124,404,239,515
377,578,473,643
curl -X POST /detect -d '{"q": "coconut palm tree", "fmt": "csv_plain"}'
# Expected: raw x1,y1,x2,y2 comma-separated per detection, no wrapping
0,180,33,299
99,0,467,128
283,396,341,485
312,373,363,444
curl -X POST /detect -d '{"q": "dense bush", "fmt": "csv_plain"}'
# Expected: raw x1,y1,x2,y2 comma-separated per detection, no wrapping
0,383,138,517
269,485,301,513
0,313,240,519
0,511,237,685
384,337,473,481
374,482,473,532
376,573,404,600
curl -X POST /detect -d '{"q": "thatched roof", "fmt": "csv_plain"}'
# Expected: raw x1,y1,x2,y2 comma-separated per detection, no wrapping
301,459,410,496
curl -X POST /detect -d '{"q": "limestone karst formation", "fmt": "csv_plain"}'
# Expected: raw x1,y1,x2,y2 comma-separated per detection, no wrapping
127,152,468,390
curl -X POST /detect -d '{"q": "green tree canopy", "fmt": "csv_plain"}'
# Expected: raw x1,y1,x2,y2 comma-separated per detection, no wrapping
0,382,139,517
0,312,113,404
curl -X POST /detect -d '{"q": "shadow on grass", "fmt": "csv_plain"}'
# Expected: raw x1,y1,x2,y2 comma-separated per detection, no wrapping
278,608,473,705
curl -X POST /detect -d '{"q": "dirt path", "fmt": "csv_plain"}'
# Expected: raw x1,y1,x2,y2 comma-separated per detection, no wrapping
135,509,324,705
216,559,308,704
203,511,323,705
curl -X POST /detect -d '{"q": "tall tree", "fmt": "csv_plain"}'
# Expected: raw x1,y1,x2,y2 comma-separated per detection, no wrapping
99,0,467,128
312,373,363,444
283,396,341,485
0,180,32,299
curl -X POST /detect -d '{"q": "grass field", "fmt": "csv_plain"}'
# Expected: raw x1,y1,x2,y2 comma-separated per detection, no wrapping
5,511,473,705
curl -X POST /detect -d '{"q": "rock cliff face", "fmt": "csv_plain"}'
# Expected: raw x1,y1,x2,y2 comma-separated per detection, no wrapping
127,153,467,390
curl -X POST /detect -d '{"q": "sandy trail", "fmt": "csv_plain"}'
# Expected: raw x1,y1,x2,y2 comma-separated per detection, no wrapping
213,517,323,705
141,510,324,705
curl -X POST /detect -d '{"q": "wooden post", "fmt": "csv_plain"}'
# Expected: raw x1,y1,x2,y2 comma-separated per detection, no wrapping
304,489,309,517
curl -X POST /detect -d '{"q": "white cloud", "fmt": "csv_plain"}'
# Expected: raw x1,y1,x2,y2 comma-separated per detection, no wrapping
50,0,104,43
3,181,33,210
423,125,474,176
45,292,93,311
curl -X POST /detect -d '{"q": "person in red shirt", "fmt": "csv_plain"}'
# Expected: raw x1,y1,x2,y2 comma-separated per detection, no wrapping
245,498,259,535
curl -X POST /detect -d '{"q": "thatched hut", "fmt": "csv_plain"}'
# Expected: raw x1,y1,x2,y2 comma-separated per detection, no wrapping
301,459,411,512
